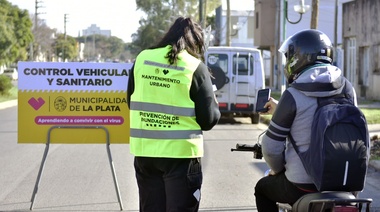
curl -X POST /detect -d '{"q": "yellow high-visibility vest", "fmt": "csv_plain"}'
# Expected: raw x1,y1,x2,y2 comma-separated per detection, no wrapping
130,46,203,158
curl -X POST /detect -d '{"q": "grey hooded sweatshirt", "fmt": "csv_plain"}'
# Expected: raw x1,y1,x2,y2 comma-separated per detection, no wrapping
261,64,357,184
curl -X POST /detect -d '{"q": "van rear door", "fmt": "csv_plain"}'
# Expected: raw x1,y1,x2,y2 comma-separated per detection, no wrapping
229,52,256,112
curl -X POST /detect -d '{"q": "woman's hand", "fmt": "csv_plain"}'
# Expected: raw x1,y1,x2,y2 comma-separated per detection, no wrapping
259,97,278,115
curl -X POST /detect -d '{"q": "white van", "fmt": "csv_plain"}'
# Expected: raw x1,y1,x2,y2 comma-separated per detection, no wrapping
205,47,266,124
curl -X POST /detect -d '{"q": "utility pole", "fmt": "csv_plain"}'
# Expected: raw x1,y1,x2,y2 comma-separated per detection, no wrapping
30,0,44,61
226,0,231,46
199,0,203,25
310,0,319,29
34,0,38,32
281,0,287,93
93,32,96,60
203,0,207,28
62,14,68,62
198,0,208,28
334,0,338,64
274,0,281,90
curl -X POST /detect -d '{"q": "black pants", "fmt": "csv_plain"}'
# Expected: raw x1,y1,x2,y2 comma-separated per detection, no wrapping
134,157,202,212
254,171,316,212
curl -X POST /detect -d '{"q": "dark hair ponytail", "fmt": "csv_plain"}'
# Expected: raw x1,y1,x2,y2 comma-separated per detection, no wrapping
151,17,205,65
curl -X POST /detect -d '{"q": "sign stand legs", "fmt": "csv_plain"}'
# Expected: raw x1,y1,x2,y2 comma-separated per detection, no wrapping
30,125,124,211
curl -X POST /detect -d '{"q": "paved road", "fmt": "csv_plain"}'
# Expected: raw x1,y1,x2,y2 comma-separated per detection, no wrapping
0,105,379,211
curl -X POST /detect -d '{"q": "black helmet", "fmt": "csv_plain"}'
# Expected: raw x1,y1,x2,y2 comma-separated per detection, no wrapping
279,29,333,83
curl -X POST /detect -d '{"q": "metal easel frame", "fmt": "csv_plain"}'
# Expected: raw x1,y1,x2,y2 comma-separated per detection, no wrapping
30,125,124,211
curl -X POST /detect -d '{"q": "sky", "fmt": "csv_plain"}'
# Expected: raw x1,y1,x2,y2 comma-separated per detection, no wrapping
7,0,255,43
8,0,145,43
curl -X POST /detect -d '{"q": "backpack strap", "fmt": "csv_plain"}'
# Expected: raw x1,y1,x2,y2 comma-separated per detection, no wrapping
289,133,301,154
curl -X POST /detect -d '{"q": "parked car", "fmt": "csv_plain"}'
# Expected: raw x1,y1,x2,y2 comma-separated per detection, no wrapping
2,68,18,80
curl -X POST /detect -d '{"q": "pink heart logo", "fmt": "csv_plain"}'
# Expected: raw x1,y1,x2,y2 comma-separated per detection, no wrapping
28,97,45,110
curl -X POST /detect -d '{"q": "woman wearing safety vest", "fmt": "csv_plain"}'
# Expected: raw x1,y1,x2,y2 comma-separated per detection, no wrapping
127,17,221,212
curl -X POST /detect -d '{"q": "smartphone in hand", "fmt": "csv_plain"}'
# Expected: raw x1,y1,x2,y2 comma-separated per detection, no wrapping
256,88,271,113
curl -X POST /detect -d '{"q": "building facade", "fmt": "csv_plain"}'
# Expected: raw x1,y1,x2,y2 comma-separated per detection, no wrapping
212,0,375,97
342,0,380,100
214,6,255,47
213,4,272,80
254,0,346,90
82,24,111,37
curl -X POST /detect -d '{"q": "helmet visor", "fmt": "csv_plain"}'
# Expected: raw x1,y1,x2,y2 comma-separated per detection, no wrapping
278,35,294,56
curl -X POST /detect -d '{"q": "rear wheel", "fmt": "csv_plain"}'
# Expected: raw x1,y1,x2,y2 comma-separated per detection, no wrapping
251,114,260,124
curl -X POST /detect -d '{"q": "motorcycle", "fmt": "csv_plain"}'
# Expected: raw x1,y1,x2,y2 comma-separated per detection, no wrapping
231,131,373,212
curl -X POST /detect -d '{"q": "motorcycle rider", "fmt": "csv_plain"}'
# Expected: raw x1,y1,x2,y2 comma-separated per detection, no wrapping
254,29,357,211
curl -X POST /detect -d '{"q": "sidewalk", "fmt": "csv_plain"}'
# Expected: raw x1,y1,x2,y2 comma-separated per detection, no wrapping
0,99,17,110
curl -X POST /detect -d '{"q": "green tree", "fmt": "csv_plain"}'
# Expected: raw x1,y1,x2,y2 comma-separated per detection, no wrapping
54,34,78,61
0,75,12,96
0,0,33,65
131,0,221,55
94,35,125,60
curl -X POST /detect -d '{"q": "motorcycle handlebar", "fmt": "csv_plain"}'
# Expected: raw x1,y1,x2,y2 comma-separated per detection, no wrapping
231,143,263,159
231,131,265,159
231,143,258,152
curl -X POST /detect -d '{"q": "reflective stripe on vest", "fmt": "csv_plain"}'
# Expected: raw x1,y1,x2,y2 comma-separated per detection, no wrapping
130,46,203,158
130,101,196,117
130,129,202,139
